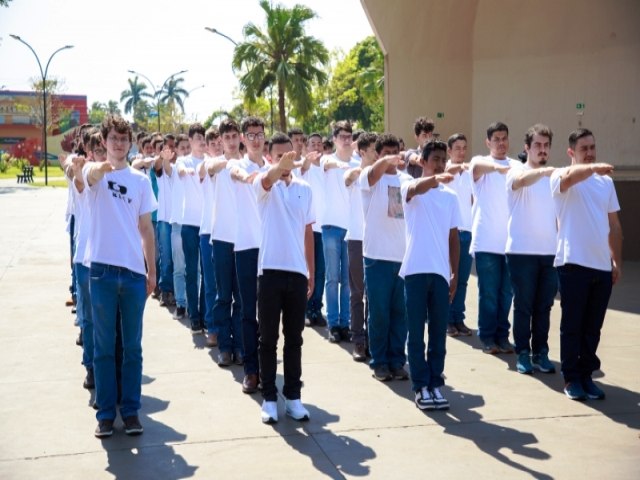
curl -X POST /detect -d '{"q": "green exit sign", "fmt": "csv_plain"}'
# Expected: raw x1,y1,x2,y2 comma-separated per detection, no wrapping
436,112,444,118
576,103,585,110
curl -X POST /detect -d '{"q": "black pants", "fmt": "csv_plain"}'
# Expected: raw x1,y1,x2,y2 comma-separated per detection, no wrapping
258,270,307,402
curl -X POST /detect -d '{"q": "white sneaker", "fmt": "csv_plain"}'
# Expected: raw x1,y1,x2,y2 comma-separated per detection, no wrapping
415,387,434,410
261,400,278,424
285,398,310,421
430,387,450,410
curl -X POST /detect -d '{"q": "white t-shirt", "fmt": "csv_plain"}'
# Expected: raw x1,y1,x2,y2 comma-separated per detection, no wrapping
176,154,205,227
230,156,269,251
71,181,90,265
551,168,620,271
346,158,364,241
469,155,521,255
156,169,172,223
400,182,462,283
360,167,410,262
168,162,184,225
254,174,314,277
506,164,557,255
446,161,473,232
210,164,238,244
320,154,351,230
301,163,325,233
82,165,157,275
199,167,215,235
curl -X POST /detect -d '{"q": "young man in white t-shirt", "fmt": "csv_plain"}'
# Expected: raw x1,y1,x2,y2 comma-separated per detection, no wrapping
470,122,520,354
403,117,435,179
401,140,461,410
506,124,559,375
83,115,157,438
254,133,315,424
551,128,623,401
444,133,474,337
360,134,411,381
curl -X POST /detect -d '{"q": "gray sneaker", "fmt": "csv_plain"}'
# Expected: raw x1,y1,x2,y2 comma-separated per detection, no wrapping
532,350,556,373
516,350,533,374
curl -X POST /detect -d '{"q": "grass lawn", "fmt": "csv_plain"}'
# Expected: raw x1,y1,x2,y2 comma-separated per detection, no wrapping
31,180,69,188
0,165,65,180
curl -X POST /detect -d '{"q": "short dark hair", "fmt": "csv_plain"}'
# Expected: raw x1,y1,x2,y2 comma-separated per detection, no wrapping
287,127,304,137
242,116,265,133
152,136,164,149
164,133,176,143
487,121,509,140
568,128,594,149
352,129,365,142
374,133,400,154
176,133,189,146
136,131,147,143
219,118,240,135
357,132,378,151
141,136,152,149
421,140,448,161
332,120,353,138
188,123,206,139
268,132,292,153
413,117,435,136
205,127,220,143
307,132,322,144
447,133,467,149
524,124,553,147
100,115,132,143
88,132,104,152
323,137,334,152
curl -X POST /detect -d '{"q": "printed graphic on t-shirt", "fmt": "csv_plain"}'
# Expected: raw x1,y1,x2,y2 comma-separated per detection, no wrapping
387,185,404,219
108,180,132,204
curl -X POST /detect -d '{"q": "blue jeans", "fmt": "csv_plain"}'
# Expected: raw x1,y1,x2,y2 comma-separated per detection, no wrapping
76,264,94,371
153,220,160,287
181,225,204,326
69,214,76,301
475,252,513,343
157,221,174,293
558,264,612,382
322,225,350,328
199,235,218,334
449,231,473,324
212,240,243,354
507,254,557,354
306,231,326,315
364,257,406,369
171,223,187,308
236,248,259,375
90,263,147,421
405,273,449,391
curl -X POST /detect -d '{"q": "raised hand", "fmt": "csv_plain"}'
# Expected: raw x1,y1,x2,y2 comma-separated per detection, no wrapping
591,163,614,175
435,173,455,184
495,164,511,175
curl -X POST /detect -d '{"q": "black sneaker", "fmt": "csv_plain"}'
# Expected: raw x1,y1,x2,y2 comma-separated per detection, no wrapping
372,365,392,382
190,323,203,335
314,312,327,327
390,366,409,380
76,329,83,347
173,306,186,320
339,327,351,342
328,327,341,343
95,419,114,438
496,338,515,354
415,387,435,410
123,416,144,435
582,377,605,400
83,369,95,390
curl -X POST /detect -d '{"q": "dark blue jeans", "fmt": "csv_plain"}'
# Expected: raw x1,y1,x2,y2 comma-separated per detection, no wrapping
364,257,406,370
405,273,449,391
199,234,217,334
475,252,513,343
236,248,259,375
322,225,350,328
306,231,326,315
449,231,472,324
181,225,204,327
558,264,612,382
69,214,76,301
76,264,94,370
212,240,243,354
507,254,557,354
157,221,174,293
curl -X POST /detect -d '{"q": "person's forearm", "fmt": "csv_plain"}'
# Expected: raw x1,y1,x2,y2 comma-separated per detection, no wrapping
472,159,499,181
512,168,552,190
305,224,315,280
449,228,460,279
559,164,596,192
261,164,282,190
367,157,391,187
406,176,439,201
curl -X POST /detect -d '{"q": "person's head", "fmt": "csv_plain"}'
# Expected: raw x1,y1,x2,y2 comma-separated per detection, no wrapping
176,133,190,157
136,131,147,147
141,136,153,157
205,127,222,157
332,120,353,153
152,136,164,155
88,132,106,162
219,118,241,156
322,137,334,154
163,133,176,151
268,132,294,179
375,133,400,173
187,123,206,157
101,115,132,162
485,121,509,159
524,124,553,168
357,132,378,165
307,133,323,154
421,140,448,176
351,129,364,151
568,128,596,165
242,116,266,156
447,133,467,164
413,117,435,148
287,127,305,156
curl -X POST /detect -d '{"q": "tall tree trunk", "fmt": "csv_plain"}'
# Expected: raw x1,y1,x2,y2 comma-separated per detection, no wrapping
278,82,286,132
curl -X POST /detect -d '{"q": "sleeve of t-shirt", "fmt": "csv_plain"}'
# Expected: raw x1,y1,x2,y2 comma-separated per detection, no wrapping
359,166,373,192
305,185,315,226
607,178,621,213
139,175,158,216
450,191,463,229
253,173,270,202
505,165,519,191
550,168,565,197
82,162,101,192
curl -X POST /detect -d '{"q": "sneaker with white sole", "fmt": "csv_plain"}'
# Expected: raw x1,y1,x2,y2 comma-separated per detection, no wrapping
415,387,435,410
431,387,450,410
261,400,278,424
285,398,310,421
94,419,114,438
123,415,144,436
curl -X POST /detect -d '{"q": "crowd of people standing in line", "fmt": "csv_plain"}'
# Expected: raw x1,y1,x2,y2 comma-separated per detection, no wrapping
63,113,623,438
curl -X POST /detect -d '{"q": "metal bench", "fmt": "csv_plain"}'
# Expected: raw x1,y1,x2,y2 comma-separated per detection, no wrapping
16,166,34,183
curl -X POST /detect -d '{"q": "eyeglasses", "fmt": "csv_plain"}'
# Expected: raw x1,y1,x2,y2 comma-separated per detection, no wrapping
92,148,106,155
337,134,352,141
245,132,265,141
107,135,130,144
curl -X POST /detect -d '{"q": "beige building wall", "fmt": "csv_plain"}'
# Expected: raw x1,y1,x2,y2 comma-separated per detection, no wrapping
361,0,640,259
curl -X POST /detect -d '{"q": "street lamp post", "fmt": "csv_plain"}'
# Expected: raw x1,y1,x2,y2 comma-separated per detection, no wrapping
127,69,187,133
10,35,73,186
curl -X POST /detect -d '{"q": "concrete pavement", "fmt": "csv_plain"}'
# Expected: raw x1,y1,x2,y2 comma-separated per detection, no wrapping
0,180,638,479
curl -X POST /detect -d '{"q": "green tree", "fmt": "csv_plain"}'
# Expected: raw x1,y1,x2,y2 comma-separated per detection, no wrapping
106,100,121,115
88,101,107,124
232,0,329,131
120,76,152,123
158,76,189,113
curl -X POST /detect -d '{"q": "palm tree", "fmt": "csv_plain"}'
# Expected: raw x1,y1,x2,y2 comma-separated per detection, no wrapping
120,76,152,120
232,0,329,131
106,100,121,115
157,76,189,113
